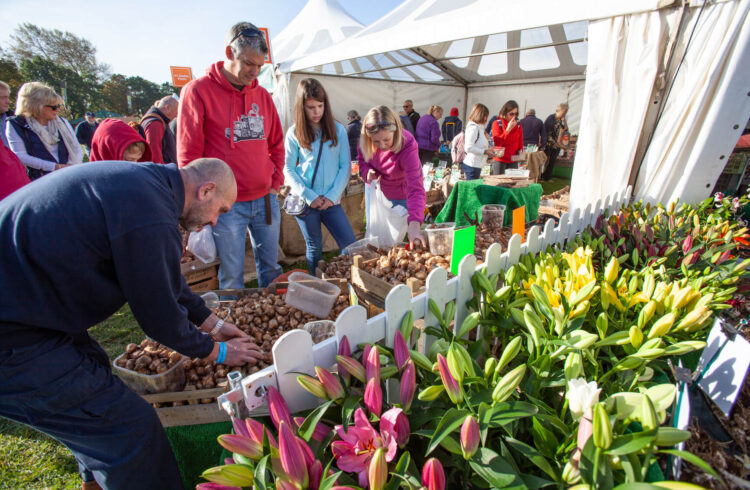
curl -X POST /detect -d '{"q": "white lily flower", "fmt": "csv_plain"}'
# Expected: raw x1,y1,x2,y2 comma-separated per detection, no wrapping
566,378,601,420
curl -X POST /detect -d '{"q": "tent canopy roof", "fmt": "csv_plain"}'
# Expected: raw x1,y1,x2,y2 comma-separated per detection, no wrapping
281,0,672,86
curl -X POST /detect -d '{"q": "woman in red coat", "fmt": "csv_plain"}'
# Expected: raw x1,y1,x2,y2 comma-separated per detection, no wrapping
491,100,523,175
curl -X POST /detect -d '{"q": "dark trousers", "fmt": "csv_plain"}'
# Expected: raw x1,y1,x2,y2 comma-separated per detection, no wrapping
295,204,357,274
542,147,559,180
461,163,482,180
418,149,437,165
0,331,183,489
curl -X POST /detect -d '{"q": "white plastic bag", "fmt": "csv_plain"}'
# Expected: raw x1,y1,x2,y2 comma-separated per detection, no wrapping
187,225,217,264
366,181,408,248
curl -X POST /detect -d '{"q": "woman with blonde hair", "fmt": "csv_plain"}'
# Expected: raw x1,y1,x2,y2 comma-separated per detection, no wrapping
415,104,443,164
357,105,425,246
461,103,495,180
283,78,356,273
6,82,83,180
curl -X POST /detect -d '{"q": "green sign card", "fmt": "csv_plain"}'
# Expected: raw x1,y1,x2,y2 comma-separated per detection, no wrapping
451,225,476,276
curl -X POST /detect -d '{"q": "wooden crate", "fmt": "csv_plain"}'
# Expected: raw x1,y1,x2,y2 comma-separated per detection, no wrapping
181,259,220,292
142,385,230,427
350,255,422,309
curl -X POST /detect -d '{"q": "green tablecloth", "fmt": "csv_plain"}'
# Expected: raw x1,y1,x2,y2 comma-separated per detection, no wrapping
435,180,544,227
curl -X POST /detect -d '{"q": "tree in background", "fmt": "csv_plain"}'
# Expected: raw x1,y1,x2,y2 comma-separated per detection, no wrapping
126,76,174,115
19,57,98,119
100,74,129,115
8,23,110,81
0,56,23,110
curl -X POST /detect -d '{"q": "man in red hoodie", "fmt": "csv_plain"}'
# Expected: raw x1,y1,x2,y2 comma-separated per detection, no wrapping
178,21,284,288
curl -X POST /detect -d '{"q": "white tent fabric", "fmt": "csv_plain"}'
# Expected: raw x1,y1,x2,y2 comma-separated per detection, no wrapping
635,0,750,204
571,0,750,211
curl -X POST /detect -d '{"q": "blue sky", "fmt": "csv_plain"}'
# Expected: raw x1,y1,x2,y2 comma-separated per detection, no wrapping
0,0,403,84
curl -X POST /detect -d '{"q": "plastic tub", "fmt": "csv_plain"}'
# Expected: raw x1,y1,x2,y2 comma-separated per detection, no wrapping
284,272,340,318
303,320,336,344
343,236,379,257
423,222,456,256
481,204,506,229
112,354,186,394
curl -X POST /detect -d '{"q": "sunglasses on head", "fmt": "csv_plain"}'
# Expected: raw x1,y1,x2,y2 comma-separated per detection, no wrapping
365,121,397,134
46,104,62,110
229,27,264,44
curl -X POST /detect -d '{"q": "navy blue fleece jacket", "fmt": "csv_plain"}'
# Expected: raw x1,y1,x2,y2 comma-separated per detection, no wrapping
0,161,214,358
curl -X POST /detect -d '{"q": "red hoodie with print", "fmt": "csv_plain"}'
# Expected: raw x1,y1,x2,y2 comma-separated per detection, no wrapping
90,118,152,162
177,62,284,202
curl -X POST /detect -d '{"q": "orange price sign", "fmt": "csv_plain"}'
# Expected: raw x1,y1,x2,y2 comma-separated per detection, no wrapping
512,206,526,242
170,66,193,87
259,27,273,64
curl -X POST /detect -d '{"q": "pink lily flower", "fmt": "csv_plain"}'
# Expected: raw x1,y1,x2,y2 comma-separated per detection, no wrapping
393,331,410,371
365,345,381,382
268,386,295,431
331,408,399,488
364,377,383,417
380,407,409,447
400,360,416,411
571,407,594,467
422,458,446,490
316,366,345,400
278,421,309,489
437,354,463,404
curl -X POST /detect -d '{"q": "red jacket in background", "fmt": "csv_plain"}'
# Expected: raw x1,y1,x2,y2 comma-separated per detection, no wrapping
0,143,30,200
491,118,523,164
90,119,152,162
177,61,284,202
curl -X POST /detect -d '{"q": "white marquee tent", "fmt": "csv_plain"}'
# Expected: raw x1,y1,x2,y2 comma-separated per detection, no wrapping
272,0,750,206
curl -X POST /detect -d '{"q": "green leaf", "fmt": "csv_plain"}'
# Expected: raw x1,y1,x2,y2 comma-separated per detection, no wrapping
444,301,456,327
426,408,470,455
439,435,463,455
488,401,538,427
400,310,414,344
469,447,520,488
299,399,335,441
606,429,657,456
659,449,720,479
428,298,444,326
341,396,359,431
384,451,411,490
580,439,614,489
531,417,558,459
478,402,494,445
612,484,665,490
319,470,344,490
520,474,556,488
505,437,558,481
253,455,269,490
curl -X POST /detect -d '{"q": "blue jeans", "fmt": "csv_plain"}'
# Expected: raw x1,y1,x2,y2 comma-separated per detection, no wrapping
0,332,182,489
295,204,357,274
213,194,282,288
462,163,482,180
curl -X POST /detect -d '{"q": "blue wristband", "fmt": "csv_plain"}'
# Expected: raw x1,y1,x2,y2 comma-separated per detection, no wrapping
216,342,227,364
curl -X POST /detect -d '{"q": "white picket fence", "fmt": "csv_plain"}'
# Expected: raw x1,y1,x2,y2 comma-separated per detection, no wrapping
218,186,633,417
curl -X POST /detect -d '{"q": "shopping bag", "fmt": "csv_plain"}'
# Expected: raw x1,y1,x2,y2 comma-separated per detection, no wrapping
187,225,217,264
366,180,408,248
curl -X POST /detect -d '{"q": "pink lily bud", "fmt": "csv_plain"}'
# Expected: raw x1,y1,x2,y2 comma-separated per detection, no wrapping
381,407,410,447
267,386,295,431
275,480,299,490
232,417,250,438
460,415,480,460
196,483,241,490
366,345,381,382
368,448,388,490
393,331,410,371
399,360,416,411
316,366,345,400
245,418,266,445
298,374,328,400
682,235,693,255
437,354,463,404
223,457,235,465
422,458,445,490
279,421,309,489
338,336,352,384
309,460,323,490
716,249,732,265
217,434,263,461
294,417,332,443
336,355,366,383
296,434,316,469
364,377,383,417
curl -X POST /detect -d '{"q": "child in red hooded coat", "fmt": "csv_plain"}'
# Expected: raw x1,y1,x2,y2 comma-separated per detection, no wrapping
90,119,152,162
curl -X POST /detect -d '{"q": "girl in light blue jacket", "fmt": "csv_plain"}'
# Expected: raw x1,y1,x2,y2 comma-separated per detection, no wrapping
283,78,356,273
